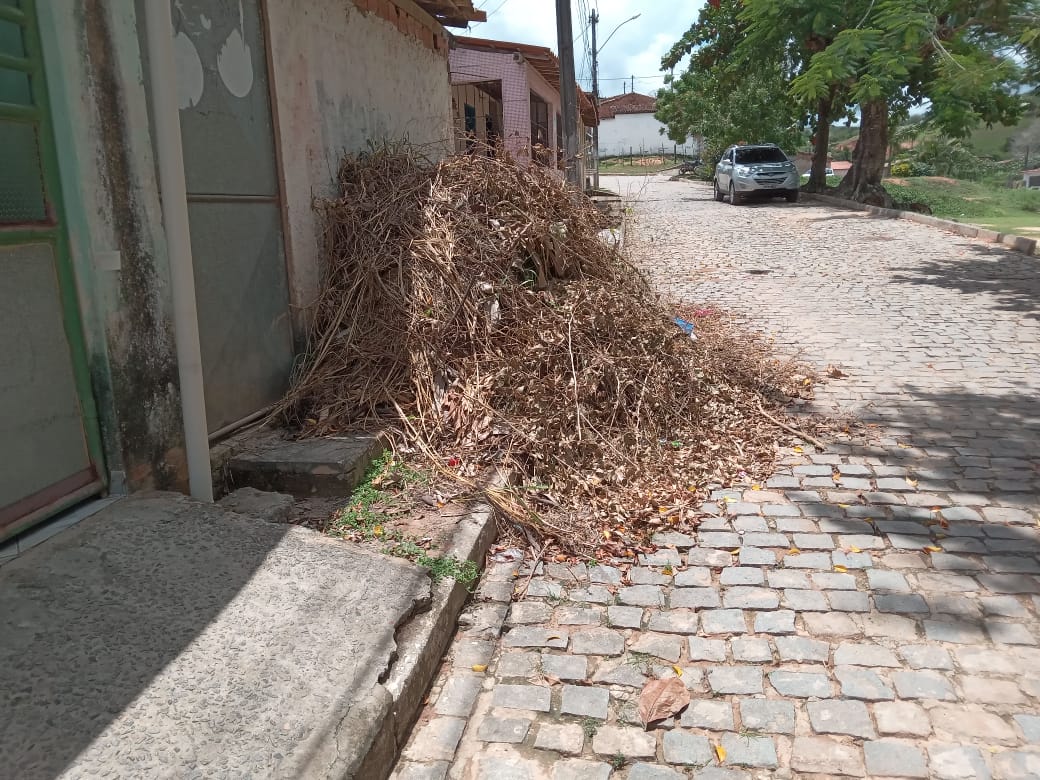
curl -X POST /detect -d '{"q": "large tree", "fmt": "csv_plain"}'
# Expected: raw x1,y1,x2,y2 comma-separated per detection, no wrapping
660,0,1027,202
791,0,1024,202
655,0,803,169
737,0,861,190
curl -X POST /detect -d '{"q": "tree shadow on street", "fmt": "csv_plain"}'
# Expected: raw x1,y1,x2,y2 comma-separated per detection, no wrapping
891,243,1040,318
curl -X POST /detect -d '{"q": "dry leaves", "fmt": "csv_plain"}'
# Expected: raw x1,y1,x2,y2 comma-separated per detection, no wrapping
637,677,691,727
275,148,827,552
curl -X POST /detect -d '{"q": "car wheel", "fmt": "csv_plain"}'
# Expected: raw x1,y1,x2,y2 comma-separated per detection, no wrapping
713,180,725,202
785,189,799,203
729,182,742,205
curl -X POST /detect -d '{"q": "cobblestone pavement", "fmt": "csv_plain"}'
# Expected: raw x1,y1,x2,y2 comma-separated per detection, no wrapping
392,176,1040,779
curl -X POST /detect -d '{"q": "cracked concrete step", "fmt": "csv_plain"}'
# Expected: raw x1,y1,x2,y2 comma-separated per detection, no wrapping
224,429,386,497
0,492,431,779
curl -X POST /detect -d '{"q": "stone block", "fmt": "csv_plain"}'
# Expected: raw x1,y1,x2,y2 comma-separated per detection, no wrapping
790,736,865,777
491,684,551,712
738,698,795,734
808,699,876,739
700,609,747,635
863,740,928,778
835,666,894,701
662,730,713,765
708,666,763,695
873,701,931,737
769,670,833,698
891,670,956,701
534,722,585,754
591,725,656,758
476,717,532,743
754,610,795,634
571,628,624,656
775,636,830,663
680,699,735,730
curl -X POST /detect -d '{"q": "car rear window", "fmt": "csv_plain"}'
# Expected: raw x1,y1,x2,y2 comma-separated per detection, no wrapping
735,147,788,163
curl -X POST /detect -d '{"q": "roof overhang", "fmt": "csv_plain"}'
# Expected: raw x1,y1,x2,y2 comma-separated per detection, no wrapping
414,0,485,27
454,36,598,126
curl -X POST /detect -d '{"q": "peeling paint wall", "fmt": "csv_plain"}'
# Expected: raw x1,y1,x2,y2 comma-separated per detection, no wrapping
36,1,187,492
264,0,454,327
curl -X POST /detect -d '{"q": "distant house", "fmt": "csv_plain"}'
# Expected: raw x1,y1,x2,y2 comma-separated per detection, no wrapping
596,91,696,158
1024,169,1040,189
831,160,853,178
449,36,597,180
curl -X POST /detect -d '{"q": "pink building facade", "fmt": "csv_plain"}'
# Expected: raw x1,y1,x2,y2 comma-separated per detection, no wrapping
449,37,595,178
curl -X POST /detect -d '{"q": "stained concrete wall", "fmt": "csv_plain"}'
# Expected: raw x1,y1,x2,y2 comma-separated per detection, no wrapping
265,0,454,326
598,111,696,157
36,1,187,493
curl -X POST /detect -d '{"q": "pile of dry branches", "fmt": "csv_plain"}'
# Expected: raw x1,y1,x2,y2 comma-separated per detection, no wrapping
276,148,819,554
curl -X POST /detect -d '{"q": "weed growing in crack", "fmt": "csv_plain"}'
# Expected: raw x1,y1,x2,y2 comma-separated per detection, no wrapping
327,453,477,586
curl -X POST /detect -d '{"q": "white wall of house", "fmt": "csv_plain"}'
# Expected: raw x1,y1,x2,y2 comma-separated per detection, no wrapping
266,0,454,317
598,112,695,157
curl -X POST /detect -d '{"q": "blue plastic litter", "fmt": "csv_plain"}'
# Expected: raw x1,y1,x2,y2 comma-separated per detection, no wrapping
673,317,695,335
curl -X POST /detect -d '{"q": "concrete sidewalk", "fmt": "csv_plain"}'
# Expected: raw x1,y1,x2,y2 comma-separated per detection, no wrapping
0,492,432,779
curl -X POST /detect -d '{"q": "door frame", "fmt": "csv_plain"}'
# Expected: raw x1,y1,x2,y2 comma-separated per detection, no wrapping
0,0,106,540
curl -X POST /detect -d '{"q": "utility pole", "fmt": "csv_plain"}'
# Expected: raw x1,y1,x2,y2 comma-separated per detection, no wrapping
590,9,600,189
631,75,635,93
556,0,580,187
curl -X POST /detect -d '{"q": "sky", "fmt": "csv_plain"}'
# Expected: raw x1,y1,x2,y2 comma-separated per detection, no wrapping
465,0,704,98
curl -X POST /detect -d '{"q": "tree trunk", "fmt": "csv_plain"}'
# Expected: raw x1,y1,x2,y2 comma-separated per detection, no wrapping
836,98,891,205
806,93,834,193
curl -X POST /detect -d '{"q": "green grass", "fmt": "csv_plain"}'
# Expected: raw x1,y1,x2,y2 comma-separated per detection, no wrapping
883,177,1040,235
327,453,478,585
968,122,1016,158
599,156,684,175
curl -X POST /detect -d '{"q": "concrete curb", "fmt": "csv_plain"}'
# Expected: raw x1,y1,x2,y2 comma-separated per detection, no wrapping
353,486,501,779
803,191,1039,256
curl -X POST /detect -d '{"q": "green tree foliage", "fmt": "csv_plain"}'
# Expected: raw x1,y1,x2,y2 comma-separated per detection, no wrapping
659,0,1030,202
789,0,1024,200
654,0,802,171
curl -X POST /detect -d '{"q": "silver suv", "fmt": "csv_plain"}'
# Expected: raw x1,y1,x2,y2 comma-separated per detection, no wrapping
713,144,800,205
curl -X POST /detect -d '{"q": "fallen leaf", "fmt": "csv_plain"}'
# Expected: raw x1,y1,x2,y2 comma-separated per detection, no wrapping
833,564,848,573
714,743,727,763
831,471,842,482
827,364,848,378
729,548,741,555
849,546,862,553
906,476,919,488
751,485,761,491
838,503,851,508
471,664,487,672
662,565,674,576
788,547,801,555
637,677,691,728
793,446,805,453
546,635,561,640
897,442,911,449
671,665,684,677
924,545,943,553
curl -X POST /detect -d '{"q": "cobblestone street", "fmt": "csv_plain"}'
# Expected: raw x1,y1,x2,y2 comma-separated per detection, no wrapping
393,175,1040,779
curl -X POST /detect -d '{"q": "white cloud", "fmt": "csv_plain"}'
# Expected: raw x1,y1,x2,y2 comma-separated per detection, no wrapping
467,0,703,97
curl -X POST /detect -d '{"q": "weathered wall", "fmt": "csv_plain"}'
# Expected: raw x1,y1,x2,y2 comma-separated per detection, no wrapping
265,0,454,327
36,1,187,492
598,112,695,158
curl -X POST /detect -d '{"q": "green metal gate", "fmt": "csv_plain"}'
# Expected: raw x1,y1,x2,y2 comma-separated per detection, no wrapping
0,0,104,540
